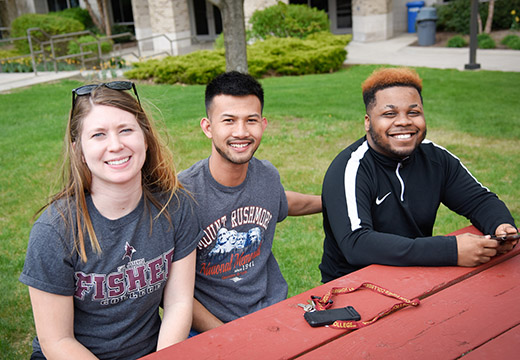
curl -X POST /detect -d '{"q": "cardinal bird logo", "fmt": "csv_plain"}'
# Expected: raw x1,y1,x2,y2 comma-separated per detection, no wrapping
122,242,136,261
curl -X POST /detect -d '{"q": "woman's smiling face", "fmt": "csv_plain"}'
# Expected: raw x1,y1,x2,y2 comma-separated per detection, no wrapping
80,104,147,191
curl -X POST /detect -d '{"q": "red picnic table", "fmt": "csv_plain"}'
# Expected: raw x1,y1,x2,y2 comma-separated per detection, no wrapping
141,225,520,359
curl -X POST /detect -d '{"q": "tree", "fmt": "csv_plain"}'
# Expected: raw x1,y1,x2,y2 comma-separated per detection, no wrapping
207,0,248,73
484,0,495,34
477,0,496,34
84,0,104,32
83,0,112,36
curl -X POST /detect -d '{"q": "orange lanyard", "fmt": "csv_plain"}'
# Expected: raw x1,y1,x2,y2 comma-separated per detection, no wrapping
311,282,420,329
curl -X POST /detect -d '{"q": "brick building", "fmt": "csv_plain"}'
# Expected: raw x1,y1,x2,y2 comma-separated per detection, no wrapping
1,0,443,53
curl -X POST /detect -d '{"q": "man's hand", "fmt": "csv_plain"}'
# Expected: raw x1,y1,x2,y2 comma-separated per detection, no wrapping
456,233,498,267
494,223,519,254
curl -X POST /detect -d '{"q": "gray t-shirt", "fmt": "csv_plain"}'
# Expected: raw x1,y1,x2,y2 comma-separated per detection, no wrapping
179,157,289,323
19,191,201,359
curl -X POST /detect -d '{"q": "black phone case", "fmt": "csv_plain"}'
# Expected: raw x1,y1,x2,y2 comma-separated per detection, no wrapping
304,306,361,327
490,233,520,243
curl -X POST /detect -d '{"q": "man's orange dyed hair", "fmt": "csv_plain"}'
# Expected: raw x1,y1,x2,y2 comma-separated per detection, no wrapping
362,67,423,111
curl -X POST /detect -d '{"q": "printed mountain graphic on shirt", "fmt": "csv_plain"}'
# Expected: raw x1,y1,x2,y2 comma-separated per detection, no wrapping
199,226,263,279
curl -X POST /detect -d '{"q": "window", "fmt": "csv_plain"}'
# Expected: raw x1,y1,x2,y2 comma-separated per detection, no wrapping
290,0,328,12
46,0,79,12
335,0,352,29
191,0,222,39
111,0,134,25
289,0,351,34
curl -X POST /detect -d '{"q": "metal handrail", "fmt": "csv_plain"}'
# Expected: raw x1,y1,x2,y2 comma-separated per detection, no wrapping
0,28,200,75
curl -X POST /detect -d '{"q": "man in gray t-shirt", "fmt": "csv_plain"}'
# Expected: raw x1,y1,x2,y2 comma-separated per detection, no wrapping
179,71,321,332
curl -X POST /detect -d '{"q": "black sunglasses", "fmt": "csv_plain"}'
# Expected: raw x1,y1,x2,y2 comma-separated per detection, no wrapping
71,81,141,110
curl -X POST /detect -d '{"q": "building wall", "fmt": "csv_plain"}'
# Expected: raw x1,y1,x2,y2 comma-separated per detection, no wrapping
3,0,446,54
132,0,153,51
393,0,444,36
0,0,47,29
352,0,392,42
393,0,409,34
147,0,191,55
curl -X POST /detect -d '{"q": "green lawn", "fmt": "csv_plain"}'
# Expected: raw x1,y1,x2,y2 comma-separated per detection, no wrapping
1,65,519,358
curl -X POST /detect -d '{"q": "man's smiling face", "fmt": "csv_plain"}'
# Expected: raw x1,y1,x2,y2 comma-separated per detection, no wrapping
365,86,426,159
202,94,267,166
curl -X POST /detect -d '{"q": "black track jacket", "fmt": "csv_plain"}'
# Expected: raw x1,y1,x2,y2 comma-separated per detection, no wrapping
320,136,515,282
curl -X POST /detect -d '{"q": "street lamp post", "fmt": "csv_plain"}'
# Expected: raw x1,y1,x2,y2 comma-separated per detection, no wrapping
465,0,481,70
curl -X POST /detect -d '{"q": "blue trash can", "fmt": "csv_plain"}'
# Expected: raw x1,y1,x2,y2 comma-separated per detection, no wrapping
406,1,425,33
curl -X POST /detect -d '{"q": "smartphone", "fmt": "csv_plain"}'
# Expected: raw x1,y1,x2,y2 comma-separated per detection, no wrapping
490,233,520,244
304,306,361,327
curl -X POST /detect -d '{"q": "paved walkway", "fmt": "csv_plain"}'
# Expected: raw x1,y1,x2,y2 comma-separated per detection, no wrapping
344,33,520,72
1,33,519,93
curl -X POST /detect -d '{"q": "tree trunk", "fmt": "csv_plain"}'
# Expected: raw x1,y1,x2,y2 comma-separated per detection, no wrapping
208,0,248,73
84,0,104,33
484,0,495,34
102,0,112,37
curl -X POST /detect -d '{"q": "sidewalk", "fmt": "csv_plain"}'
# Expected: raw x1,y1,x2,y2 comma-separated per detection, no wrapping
0,68,125,93
344,33,520,72
1,33,519,93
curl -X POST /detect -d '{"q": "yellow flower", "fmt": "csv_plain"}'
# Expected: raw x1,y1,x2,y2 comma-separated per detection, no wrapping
516,16,520,23
513,10,517,15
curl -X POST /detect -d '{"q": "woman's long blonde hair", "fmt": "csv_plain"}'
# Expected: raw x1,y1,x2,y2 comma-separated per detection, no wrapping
43,84,181,262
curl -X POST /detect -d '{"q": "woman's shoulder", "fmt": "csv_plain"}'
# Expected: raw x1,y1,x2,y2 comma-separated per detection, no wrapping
151,188,194,214
29,198,77,252
35,198,76,228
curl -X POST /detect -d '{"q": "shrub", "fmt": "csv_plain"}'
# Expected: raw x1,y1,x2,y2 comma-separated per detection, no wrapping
214,33,225,49
435,0,473,33
67,35,113,56
487,0,520,30
506,36,520,49
501,34,520,49
249,2,330,40
127,50,226,84
0,49,21,59
126,33,351,84
10,13,84,54
248,34,349,77
53,7,94,30
111,24,135,44
446,35,467,47
477,33,496,48
213,30,255,50
435,0,520,33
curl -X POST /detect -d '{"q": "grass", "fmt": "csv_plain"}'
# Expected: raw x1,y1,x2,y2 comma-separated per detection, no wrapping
1,65,519,358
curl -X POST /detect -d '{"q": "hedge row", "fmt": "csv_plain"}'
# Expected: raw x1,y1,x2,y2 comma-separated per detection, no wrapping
125,32,351,85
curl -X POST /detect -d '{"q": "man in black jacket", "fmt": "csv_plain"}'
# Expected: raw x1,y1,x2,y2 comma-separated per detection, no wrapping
320,67,518,283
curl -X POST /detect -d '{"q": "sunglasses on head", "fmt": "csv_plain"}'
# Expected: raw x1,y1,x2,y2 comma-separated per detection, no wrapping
71,81,141,110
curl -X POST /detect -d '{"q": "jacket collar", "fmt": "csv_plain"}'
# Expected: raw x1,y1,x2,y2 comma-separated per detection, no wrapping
364,136,415,168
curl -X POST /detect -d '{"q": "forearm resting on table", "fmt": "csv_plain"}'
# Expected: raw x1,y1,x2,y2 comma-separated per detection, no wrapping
456,223,518,267
41,337,97,360
158,251,196,349
192,298,224,332
286,191,322,216
158,301,193,350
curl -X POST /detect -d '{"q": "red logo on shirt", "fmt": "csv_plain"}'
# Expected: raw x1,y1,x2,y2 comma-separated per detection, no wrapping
122,242,136,261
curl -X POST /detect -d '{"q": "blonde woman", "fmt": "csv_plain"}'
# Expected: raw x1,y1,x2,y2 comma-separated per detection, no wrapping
20,81,201,359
